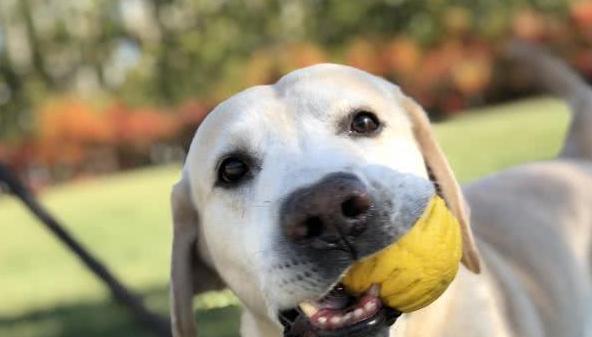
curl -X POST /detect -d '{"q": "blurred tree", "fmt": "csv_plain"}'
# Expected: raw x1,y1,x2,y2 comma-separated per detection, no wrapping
0,0,577,142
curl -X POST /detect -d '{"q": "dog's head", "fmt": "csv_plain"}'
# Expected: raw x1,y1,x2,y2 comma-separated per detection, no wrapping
170,64,481,337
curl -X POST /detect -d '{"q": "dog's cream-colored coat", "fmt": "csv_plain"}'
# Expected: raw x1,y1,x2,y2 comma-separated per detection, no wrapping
170,44,592,337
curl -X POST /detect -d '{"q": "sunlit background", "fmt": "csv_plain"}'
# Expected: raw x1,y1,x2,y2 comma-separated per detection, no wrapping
0,1,589,336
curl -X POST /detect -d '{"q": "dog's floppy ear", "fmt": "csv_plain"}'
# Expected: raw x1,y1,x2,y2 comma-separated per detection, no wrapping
401,96,482,274
170,175,225,337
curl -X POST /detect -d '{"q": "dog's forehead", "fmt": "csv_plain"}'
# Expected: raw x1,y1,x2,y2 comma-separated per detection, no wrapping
276,63,394,93
186,64,410,186
195,64,401,141
275,63,400,111
194,85,282,145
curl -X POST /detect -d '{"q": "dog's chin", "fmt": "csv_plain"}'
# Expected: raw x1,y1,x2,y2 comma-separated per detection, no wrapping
278,283,401,337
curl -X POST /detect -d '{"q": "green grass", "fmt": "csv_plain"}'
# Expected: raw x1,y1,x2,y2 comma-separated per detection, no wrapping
437,97,569,182
0,97,570,337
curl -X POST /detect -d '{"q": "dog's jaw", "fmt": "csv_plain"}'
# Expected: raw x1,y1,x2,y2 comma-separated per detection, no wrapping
241,305,405,337
237,261,516,337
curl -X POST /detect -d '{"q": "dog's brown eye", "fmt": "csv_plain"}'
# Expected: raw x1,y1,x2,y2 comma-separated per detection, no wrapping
351,111,380,134
219,157,249,184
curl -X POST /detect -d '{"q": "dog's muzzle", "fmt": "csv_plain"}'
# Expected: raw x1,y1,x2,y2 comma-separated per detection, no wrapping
277,172,403,337
280,172,373,257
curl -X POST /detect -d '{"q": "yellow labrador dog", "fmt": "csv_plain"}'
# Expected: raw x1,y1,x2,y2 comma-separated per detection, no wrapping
170,44,592,337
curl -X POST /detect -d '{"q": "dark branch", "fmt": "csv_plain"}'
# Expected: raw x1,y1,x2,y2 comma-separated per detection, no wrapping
0,163,172,337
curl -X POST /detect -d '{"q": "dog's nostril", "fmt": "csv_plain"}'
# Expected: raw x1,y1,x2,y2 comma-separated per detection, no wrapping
303,216,324,239
341,194,371,218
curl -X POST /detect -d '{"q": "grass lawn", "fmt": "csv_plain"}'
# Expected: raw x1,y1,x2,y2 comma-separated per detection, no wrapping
0,97,570,337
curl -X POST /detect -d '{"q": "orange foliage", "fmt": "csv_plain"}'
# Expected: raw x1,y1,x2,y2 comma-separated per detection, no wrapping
512,9,546,41
24,97,201,176
573,50,592,77
36,98,112,165
38,98,111,144
105,104,177,148
9,5,592,183
177,99,210,128
571,1,592,41
244,42,328,87
245,50,278,86
443,7,472,36
451,44,492,96
452,59,491,96
383,37,422,77
571,1,592,29
345,39,387,74
280,42,328,72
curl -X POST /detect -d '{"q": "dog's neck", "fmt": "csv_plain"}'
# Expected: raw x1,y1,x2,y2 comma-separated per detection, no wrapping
239,266,512,337
401,266,513,337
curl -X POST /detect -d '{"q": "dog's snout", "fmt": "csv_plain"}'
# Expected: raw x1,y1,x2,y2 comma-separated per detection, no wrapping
281,173,373,247
341,194,372,218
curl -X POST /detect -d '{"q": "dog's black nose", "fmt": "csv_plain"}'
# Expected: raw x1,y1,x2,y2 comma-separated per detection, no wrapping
281,173,373,248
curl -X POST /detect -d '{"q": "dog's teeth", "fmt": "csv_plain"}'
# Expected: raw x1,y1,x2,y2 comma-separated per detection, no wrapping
353,308,364,318
364,300,377,312
330,316,342,325
343,312,353,323
368,284,380,297
299,302,318,317
317,316,328,325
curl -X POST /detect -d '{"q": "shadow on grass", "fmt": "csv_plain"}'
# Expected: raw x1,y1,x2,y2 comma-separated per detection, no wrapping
0,286,241,337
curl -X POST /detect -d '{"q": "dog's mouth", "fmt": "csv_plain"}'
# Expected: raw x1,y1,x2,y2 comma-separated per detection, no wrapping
278,283,401,337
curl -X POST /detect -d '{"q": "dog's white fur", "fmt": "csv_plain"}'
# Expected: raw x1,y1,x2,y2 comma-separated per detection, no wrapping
170,44,592,337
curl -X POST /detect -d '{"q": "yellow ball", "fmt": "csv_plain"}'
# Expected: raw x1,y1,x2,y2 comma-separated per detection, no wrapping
342,196,462,312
